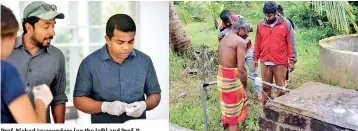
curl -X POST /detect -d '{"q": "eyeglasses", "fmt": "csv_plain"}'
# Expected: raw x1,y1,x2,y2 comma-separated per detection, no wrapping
27,4,57,17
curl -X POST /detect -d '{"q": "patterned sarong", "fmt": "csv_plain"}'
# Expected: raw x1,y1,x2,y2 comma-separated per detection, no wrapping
217,65,248,127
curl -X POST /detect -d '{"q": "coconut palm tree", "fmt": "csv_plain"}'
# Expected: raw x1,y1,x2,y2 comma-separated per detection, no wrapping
204,2,224,29
312,1,358,34
169,1,192,54
175,5,191,25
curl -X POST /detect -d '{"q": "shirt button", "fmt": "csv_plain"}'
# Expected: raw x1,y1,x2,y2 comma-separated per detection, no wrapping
29,69,32,72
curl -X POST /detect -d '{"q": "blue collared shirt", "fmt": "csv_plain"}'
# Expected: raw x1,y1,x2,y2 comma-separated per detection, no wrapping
73,45,161,123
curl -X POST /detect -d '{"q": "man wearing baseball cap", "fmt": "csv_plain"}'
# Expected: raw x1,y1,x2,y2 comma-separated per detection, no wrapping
6,1,67,123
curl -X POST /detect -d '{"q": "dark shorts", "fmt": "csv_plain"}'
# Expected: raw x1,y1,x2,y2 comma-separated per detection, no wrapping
286,65,289,80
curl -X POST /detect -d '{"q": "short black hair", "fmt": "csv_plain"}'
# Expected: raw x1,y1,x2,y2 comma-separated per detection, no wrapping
263,1,278,14
106,14,136,39
22,16,40,34
220,10,231,22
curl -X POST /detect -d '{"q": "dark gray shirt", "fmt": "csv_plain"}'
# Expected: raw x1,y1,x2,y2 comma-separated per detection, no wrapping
73,45,161,123
6,36,68,123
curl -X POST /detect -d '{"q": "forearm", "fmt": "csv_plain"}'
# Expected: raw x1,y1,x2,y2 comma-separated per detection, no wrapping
74,96,103,114
51,104,66,123
253,44,260,61
291,45,297,63
238,68,248,90
34,99,47,123
10,95,46,123
288,26,297,63
254,28,261,61
145,93,161,110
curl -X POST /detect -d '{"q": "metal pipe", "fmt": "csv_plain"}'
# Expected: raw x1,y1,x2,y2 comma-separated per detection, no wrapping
247,76,292,92
200,83,209,131
200,76,291,131
200,82,217,131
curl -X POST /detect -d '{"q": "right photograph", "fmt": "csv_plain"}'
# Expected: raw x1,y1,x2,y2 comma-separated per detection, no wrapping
169,1,358,131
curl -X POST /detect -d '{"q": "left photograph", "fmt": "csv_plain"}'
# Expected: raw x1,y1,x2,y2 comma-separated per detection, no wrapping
1,1,169,124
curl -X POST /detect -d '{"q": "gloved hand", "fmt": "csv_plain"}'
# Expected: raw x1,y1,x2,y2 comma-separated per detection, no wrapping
255,77,263,88
101,101,129,116
126,101,147,118
32,84,53,107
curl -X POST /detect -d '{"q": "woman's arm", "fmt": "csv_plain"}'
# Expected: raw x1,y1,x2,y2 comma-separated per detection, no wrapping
8,94,47,123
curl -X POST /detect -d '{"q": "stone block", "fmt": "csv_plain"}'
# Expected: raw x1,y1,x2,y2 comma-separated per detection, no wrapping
259,117,277,131
310,119,353,131
264,107,280,122
279,126,298,131
282,112,307,129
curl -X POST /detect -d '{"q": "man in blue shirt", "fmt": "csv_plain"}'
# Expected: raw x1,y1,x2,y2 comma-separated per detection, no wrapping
73,14,162,123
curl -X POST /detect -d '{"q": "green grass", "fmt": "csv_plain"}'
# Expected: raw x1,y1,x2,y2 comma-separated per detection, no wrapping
185,23,218,50
170,21,328,130
169,5,348,130
169,50,190,80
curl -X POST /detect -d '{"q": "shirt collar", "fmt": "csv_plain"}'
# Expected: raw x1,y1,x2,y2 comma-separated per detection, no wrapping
262,16,284,26
14,35,52,55
101,44,136,61
14,36,23,49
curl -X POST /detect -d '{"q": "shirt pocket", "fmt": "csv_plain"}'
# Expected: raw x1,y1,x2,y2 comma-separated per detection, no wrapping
127,70,147,102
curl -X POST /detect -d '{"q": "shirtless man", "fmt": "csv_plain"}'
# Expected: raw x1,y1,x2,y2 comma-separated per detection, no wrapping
217,18,251,131
218,10,261,101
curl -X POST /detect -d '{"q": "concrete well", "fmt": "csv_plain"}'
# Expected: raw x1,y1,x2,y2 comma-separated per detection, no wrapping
259,82,358,131
319,34,358,89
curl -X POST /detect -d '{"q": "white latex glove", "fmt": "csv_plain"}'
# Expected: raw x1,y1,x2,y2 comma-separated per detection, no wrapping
255,77,263,88
32,84,53,107
126,101,147,118
101,101,129,116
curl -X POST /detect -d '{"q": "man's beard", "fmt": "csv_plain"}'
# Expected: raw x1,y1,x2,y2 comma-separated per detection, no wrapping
32,36,53,48
266,18,277,24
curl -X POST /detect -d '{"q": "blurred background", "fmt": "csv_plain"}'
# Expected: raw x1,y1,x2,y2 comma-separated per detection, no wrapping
2,0,169,123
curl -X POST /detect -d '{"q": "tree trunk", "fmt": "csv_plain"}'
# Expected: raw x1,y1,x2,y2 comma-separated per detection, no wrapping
169,1,192,55
213,16,219,29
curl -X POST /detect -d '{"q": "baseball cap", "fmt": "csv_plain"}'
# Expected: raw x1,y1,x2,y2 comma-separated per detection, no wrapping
23,1,64,20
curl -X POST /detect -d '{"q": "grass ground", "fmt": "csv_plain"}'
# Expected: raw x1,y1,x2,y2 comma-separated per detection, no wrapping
169,9,348,130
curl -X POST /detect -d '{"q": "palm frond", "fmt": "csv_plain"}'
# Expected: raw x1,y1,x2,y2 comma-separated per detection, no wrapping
176,6,191,25
204,2,224,18
312,1,358,34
